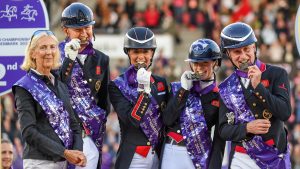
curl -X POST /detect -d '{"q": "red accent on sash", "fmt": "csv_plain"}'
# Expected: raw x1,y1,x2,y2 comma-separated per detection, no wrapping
235,145,247,154
135,146,151,158
212,86,219,93
259,62,266,72
96,66,101,75
157,82,165,92
261,80,269,88
150,76,155,84
211,100,220,107
235,139,275,154
265,139,275,146
131,94,144,121
167,132,184,143
82,123,91,135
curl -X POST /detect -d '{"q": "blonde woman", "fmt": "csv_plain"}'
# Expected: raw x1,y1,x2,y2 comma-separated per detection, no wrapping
12,30,86,169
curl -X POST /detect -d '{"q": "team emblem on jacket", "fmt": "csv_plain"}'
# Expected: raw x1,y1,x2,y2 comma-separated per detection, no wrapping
226,112,235,124
95,80,101,92
263,109,272,119
157,82,165,92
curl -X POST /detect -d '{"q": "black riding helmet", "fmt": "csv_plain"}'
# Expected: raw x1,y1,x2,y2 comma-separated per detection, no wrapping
220,22,258,69
124,27,157,69
61,3,95,28
220,22,257,51
186,38,222,67
185,38,222,82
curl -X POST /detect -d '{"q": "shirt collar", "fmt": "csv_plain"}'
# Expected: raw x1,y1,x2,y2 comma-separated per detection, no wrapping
30,68,55,85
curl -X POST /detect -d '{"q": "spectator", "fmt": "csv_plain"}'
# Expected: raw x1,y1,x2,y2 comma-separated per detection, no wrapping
160,0,182,44
171,0,185,23
183,0,203,29
124,0,136,25
118,12,131,34
144,0,161,29
1,95,17,143
1,139,13,169
95,0,111,29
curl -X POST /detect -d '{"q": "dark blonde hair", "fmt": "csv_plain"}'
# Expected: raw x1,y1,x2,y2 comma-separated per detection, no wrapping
21,31,61,71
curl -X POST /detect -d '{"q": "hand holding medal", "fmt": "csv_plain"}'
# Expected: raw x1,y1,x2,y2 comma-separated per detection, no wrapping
247,64,262,89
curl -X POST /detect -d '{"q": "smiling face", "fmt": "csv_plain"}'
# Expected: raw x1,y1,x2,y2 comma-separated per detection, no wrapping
64,25,93,47
127,48,154,68
190,60,216,80
1,142,13,169
227,43,256,70
31,36,58,74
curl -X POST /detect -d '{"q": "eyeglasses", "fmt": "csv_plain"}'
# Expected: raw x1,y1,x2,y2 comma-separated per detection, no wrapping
29,30,55,47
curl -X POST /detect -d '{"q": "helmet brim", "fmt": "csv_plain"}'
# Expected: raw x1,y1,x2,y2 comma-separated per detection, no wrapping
63,21,95,28
184,57,220,62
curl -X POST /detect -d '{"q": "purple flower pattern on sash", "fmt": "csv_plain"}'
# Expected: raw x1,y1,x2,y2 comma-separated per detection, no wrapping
15,72,73,148
219,72,291,169
68,61,106,153
171,81,215,169
59,41,106,154
114,66,163,147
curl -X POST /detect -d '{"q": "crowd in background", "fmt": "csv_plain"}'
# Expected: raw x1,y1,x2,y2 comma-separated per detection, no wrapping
2,0,300,168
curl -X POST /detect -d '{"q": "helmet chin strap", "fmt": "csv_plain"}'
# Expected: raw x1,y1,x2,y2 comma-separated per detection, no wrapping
92,27,95,41
200,72,216,83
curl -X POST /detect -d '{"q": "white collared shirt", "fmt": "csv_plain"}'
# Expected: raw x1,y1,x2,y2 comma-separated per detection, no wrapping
77,54,87,65
200,80,214,89
240,77,250,88
30,68,55,85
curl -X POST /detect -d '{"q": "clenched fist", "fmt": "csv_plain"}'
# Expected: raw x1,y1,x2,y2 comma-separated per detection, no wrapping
64,39,81,61
181,71,194,90
137,68,151,94
248,65,262,89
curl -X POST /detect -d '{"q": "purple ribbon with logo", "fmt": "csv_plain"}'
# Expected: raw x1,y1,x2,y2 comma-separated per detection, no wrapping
171,81,215,169
14,71,73,148
114,65,163,147
68,61,106,152
219,72,291,169
59,41,106,155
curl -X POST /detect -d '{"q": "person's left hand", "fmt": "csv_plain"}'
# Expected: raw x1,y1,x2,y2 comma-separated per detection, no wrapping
248,65,262,89
137,68,151,94
64,149,86,167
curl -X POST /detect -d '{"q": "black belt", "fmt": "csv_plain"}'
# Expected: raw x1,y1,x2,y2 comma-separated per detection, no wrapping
166,137,185,146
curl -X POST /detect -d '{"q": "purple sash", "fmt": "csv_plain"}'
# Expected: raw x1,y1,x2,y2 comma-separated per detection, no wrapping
14,71,73,148
114,66,163,147
171,81,215,169
219,72,291,169
59,41,106,154
68,61,106,152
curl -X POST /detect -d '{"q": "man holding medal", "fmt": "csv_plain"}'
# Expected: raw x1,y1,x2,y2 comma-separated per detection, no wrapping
218,22,291,169
59,2,110,169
